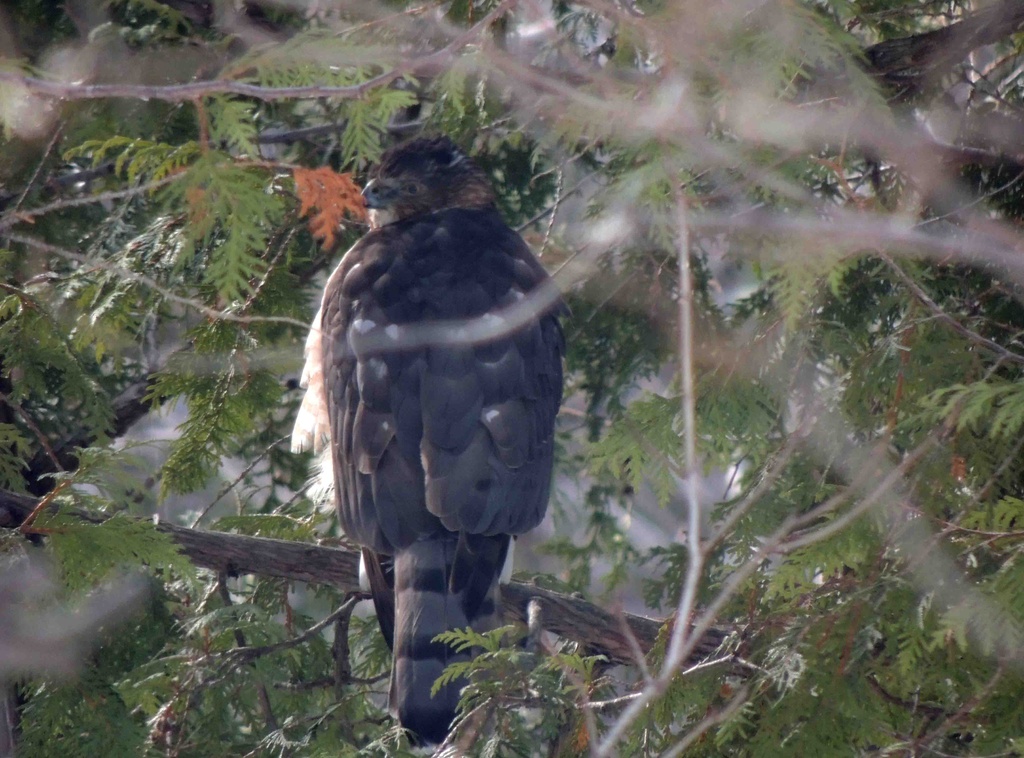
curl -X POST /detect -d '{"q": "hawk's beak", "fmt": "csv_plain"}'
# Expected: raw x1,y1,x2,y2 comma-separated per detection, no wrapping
362,180,390,210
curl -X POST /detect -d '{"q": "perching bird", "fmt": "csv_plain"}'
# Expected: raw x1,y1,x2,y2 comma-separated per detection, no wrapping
291,136,564,744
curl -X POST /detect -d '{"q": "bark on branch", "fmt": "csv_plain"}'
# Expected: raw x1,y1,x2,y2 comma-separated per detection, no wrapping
864,0,1024,99
0,489,728,667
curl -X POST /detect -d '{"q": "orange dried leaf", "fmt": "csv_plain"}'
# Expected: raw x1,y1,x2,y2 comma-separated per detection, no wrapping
573,719,589,751
293,167,366,248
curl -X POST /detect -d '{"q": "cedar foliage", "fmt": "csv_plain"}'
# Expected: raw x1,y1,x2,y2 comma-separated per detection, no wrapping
2,1,1024,756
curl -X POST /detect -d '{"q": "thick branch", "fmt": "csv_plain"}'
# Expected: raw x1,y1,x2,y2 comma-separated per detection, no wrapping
864,0,1024,99
0,489,727,667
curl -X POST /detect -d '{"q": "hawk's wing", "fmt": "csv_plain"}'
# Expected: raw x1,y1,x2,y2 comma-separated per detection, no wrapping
318,207,564,552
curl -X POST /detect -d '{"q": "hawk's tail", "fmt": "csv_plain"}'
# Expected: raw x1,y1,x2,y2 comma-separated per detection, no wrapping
388,532,509,745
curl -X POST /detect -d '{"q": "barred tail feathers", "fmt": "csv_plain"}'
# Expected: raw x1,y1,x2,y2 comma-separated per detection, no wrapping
389,533,508,745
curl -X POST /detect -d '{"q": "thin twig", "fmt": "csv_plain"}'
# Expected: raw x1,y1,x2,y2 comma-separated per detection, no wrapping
191,435,290,528
594,187,700,757
660,685,751,758
12,123,63,213
613,605,654,684
913,665,1005,753
585,692,640,710
2,233,312,330
780,440,934,552
880,253,1024,367
516,169,598,232
242,226,298,311
0,391,62,473
539,165,564,257
0,174,183,232
273,672,389,691
217,574,280,733
680,435,937,694
332,606,352,701
227,594,361,663
704,427,805,553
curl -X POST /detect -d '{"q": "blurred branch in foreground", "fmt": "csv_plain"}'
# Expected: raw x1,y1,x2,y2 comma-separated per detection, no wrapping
0,555,147,679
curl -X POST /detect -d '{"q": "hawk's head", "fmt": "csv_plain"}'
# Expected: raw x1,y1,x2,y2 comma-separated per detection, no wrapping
362,136,496,228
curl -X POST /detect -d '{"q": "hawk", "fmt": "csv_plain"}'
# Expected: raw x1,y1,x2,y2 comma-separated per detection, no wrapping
291,137,565,744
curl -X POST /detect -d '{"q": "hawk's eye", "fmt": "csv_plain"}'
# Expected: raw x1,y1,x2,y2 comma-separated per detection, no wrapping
404,183,419,194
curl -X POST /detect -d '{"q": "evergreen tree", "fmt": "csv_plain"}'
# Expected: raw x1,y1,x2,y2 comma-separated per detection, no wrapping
2,0,1024,755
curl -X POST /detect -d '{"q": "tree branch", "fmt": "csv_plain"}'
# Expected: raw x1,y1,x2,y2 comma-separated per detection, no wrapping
880,253,1024,368
216,573,280,732
864,0,1024,99
0,489,727,667
0,0,515,105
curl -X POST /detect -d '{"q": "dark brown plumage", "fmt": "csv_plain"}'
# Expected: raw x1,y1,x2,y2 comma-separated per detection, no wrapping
292,136,564,744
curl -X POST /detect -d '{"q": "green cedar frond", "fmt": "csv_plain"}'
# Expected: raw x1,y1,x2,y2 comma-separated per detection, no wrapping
40,511,196,592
